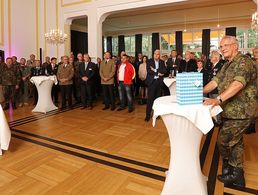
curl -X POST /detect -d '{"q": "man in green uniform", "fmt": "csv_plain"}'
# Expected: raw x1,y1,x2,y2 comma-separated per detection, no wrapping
1,57,21,110
18,58,31,106
204,36,257,187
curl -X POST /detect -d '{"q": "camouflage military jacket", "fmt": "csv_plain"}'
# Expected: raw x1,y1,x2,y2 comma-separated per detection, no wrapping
213,52,257,119
20,65,31,78
0,64,21,86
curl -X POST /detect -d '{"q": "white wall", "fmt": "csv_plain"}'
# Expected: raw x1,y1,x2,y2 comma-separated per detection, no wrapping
9,0,37,59
0,0,4,51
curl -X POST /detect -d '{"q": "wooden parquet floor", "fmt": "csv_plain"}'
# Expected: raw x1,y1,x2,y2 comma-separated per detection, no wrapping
1,98,258,195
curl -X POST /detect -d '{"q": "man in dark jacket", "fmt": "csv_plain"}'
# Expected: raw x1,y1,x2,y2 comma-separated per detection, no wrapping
178,51,197,73
145,49,167,122
79,54,95,110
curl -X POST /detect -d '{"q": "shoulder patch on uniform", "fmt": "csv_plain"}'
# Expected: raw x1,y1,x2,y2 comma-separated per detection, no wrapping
240,60,246,66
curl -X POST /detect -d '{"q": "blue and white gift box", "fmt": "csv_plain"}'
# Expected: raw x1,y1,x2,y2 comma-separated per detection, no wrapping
176,72,203,105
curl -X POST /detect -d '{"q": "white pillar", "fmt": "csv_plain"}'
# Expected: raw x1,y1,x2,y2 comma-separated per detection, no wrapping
87,11,105,63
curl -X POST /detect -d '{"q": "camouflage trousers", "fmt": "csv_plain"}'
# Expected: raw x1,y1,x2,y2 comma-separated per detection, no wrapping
217,119,251,168
2,85,16,105
16,81,30,104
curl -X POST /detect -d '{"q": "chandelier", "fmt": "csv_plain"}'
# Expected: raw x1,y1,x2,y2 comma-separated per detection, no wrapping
251,2,258,30
45,29,68,45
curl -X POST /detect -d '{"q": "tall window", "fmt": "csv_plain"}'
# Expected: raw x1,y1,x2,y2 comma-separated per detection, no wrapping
142,34,152,58
183,31,202,57
112,37,118,56
210,30,225,51
125,35,135,56
103,37,107,53
160,33,176,56
237,29,258,54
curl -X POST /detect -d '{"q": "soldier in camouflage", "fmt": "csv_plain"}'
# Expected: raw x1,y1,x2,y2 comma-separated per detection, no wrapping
245,46,258,134
0,57,21,110
18,58,31,106
204,36,257,187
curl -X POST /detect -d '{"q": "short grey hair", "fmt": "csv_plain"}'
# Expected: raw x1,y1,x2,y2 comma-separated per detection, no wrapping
221,35,239,48
211,50,221,60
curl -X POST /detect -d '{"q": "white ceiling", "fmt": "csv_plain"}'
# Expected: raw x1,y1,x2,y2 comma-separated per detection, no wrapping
72,0,256,35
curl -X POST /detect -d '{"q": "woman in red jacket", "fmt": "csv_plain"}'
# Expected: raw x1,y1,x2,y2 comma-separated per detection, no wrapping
117,54,135,112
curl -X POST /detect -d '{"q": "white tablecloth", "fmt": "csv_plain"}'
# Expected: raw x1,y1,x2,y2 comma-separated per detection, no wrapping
0,105,11,155
30,76,58,113
153,96,222,134
163,78,176,95
153,95,222,195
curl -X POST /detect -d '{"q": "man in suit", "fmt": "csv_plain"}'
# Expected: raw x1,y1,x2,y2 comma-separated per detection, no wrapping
145,49,167,121
31,60,43,105
57,56,74,110
178,51,197,73
166,50,181,77
100,51,116,111
134,53,143,97
42,56,51,74
45,57,59,104
79,54,95,110
206,50,224,97
73,53,83,103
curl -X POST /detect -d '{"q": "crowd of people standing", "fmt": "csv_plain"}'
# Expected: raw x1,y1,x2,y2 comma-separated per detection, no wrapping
0,45,257,123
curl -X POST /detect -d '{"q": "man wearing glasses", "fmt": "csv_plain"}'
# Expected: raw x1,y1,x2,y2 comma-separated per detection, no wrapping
203,36,257,187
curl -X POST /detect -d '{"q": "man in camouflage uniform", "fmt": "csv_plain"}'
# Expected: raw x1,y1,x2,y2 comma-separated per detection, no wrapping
204,36,257,187
18,58,31,106
245,46,258,134
1,57,21,110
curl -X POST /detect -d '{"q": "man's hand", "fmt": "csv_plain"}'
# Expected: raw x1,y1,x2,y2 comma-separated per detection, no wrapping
15,85,19,90
82,76,88,81
203,98,220,107
103,77,108,82
150,66,156,72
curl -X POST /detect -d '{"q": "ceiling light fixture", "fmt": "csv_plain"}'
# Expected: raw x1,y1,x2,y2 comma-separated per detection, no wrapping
217,8,220,28
184,15,187,32
45,29,68,45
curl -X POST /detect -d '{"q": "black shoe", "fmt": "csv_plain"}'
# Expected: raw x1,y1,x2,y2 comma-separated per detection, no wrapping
110,106,116,111
60,107,66,111
117,107,126,111
3,105,9,110
222,159,231,176
145,116,150,122
138,99,144,105
217,167,245,187
12,104,17,110
102,106,110,110
128,109,133,113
